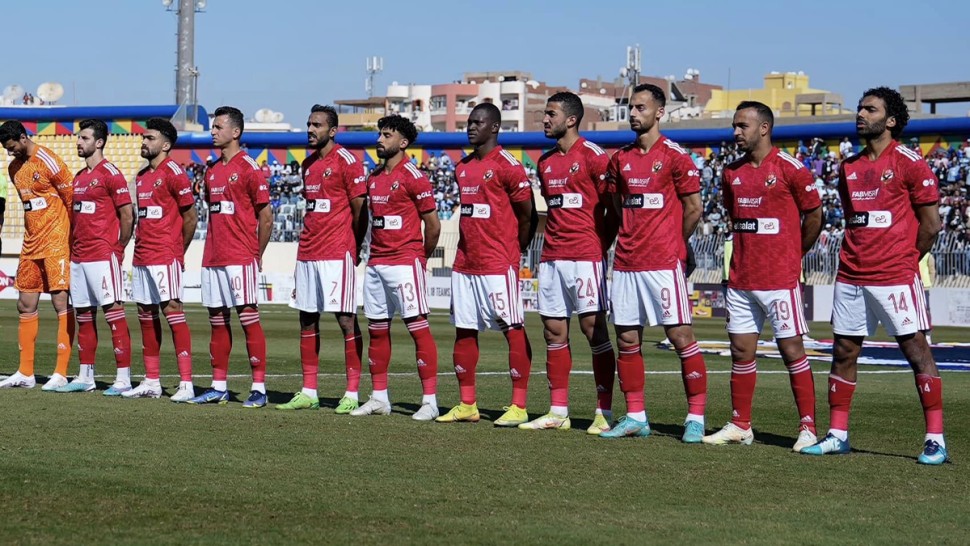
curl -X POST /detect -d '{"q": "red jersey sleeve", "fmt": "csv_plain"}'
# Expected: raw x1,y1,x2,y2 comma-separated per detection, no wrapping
345,157,368,201
171,168,196,209
905,157,940,205
671,152,700,196
249,168,270,207
409,175,437,214
107,171,132,208
788,162,822,212
587,148,611,195
606,151,622,194
502,159,532,203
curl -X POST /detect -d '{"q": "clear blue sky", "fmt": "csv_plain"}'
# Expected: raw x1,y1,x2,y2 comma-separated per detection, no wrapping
5,0,969,125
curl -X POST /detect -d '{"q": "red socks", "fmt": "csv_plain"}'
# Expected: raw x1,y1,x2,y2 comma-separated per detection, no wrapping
916,374,944,435
140,311,163,379
504,326,532,408
730,360,757,429
546,342,571,408
785,356,816,433
77,309,98,367
208,312,232,381
239,308,266,383
367,321,391,391
164,311,193,381
616,344,645,414
453,329,479,404
104,308,131,371
407,318,438,396
827,373,856,432
300,325,320,391
677,341,707,416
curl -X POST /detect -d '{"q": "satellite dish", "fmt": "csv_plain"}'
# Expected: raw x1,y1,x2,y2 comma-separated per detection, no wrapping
271,112,284,123
3,84,25,102
37,82,64,103
254,108,274,123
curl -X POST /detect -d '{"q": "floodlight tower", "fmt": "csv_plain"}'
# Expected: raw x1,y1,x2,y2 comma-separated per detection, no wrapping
163,0,206,107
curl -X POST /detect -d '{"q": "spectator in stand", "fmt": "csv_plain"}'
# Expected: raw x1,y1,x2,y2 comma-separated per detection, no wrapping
840,137,853,159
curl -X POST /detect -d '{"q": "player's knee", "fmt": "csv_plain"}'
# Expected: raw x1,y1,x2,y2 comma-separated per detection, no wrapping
666,326,695,349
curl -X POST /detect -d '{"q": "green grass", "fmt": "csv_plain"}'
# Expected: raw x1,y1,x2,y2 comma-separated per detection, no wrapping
0,301,967,545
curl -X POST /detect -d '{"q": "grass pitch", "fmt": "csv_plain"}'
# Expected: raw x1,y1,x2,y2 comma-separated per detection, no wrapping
0,302,967,545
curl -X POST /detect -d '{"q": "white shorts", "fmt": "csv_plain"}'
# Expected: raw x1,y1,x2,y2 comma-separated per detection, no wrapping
292,254,356,314
132,260,184,305
70,256,124,308
832,277,929,337
363,259,429,320
611,263,691,327
726,286,807,338
201,260,260,308
537,260,608,317
450,267,524,331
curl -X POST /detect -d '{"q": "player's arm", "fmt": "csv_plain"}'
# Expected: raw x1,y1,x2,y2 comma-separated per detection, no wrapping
914,202,942,259
53,168,73,210
350,196,367,260
256,203,273,271
680,192,702,241
513,197,535,254
421,209,441,259
800,206,823,255
179,204,198,254
117,204,134,250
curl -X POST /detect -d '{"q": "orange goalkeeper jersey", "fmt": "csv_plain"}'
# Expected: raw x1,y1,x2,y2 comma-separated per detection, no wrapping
9,145,73,260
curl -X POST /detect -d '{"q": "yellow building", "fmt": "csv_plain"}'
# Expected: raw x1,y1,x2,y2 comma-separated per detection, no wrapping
705,72,848,118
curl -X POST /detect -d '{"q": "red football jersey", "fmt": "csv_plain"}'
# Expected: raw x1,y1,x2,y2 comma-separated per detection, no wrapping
607,136,700,272
837,141,939,286
133,158,196,266
538,137,611,262
71,160,132,263
453,146,533,275
722,148,820,290
201,152,270,267
297,145,367,262
367,160,436,266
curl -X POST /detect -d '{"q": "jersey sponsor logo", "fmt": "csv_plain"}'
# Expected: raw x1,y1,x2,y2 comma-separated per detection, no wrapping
850,188,879,201
623,194,663,209
570,162,580,173
543,165,552,174
652,160,663,173
622,163,632,171
178,187,191,195
732,218,780,234
847,172,858,180
627,177,650,187
209,201,235,215
138,192,154,199
138,206,164,219
881,169,894,182
305,184,322,192
547,195,563,208
308,199,331,213
23,197,48,211
736,196,763,208
765,173,777,187
416,190,433,200
559,193,583,208
546,177,567,188
74,201,97,214
732,177,741,185
846,210,892,229
459,170,466,177
688,169,700,177
922,178,936,187
369,194,390,205
805,184,816,192
461,185,480,194
459,203,491,218
116,187,129,194
372,215,402,230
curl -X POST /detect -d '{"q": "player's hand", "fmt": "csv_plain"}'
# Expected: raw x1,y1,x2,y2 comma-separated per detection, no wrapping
685,245,697,277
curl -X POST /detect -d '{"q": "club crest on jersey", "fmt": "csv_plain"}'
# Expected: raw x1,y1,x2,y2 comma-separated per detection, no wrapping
324,167,333,178
765,174,777,188
881,169,894,182
33,172,41,180
89,179,100,187
569,162,580,174
652,161,663,173
230,173,239,183
154,179,163,188
483,169,494,180
391,181,400,191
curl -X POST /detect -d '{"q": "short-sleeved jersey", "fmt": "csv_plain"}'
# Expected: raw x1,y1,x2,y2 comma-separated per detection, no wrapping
453,146,533,275
837,141,939,286
9,145,72,260
538,137,611,262
133,158,195,266
607,136,700,272
721,148,820,290
71,160,132,263
298,145,367,262
367,159,436,266
201,152,270,267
